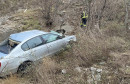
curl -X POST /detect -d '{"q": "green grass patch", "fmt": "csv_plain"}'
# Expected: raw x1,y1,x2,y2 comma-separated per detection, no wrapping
21,17,41,30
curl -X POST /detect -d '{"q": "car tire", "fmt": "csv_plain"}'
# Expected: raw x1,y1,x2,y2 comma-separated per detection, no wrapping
17,61,33,77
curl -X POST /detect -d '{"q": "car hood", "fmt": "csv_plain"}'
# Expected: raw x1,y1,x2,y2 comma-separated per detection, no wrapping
0,52,7,59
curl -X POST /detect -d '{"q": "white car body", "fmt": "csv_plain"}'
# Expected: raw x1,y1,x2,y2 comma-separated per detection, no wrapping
0,30,76,76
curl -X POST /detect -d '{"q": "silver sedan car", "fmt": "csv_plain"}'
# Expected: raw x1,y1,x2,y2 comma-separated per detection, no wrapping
0,30,76,76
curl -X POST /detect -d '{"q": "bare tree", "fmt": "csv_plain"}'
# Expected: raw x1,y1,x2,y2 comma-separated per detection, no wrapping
98,0,107,28
124,0,130,32
88,0,93,29
38,0,62,27
81,0,125,30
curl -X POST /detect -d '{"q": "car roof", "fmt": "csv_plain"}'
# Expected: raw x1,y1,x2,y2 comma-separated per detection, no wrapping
9,30,47,42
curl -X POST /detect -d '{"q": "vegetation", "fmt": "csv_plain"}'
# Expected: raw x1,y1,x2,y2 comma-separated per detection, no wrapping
0,0,130,84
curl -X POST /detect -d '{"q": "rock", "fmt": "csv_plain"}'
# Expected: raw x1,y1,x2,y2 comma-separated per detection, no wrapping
97,69,102,73
75,67,82,73
83,68,89,71
90,67,97,74
107,76,112,79
87,78,94,84
95,73,101,81
17,9,25,13
99,62,106,65
90,67,97,71
61,22,74,34
61,69,67,74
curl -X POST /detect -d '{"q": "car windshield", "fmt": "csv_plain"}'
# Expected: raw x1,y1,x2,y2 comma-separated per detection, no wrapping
8,39,20,48
0,38,20,54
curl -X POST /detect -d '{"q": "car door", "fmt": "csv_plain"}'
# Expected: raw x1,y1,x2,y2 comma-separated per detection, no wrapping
21,36,49,61
41,33,65,55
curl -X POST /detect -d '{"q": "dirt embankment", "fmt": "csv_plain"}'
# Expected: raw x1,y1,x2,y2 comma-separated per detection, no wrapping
0,15,19,41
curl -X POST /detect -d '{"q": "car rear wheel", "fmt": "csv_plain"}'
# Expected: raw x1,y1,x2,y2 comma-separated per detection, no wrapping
17,61,33,77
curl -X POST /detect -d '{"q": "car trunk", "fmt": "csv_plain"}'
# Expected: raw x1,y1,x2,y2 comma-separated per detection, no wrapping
0,51,7,59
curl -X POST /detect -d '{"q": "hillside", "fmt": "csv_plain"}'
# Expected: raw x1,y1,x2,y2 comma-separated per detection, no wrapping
0,0,130,84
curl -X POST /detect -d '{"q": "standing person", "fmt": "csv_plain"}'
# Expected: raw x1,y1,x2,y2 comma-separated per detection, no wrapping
81,11,88,27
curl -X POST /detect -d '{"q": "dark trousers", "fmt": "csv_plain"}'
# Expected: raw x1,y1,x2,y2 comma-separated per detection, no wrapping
82,18,87,25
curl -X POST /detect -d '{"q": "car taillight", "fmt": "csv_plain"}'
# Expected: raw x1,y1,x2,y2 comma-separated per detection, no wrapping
0,62,1,68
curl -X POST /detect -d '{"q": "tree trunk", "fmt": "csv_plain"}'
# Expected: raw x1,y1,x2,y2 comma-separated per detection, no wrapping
124,0,129,32
98,0,107,28
87,0,92,30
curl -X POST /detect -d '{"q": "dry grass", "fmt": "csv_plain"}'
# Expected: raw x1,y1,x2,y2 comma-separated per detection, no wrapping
24,24,129,84
72,27,128,66
0,75,29,84
30,57,88,84
1,76,19,84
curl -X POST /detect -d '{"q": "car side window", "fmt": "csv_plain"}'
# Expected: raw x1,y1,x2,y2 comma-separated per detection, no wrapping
41,33,60,43
27,36,43,49
21,43,29,51
21,36,43,51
